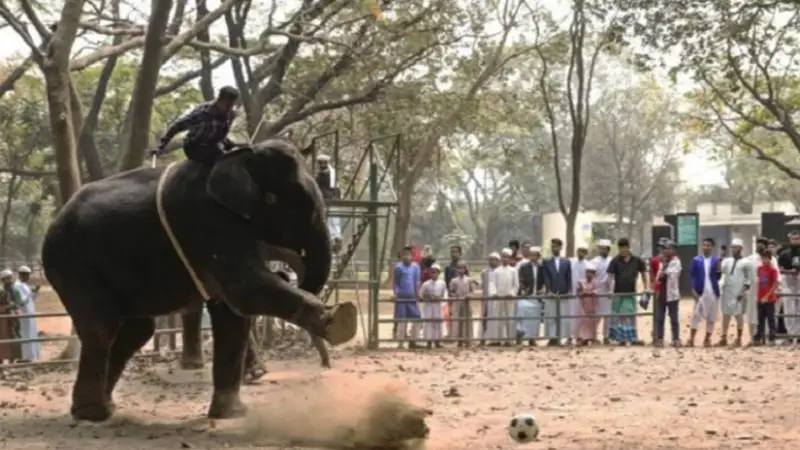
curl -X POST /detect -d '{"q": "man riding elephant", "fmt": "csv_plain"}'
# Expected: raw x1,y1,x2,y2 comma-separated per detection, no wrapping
42,137,357,422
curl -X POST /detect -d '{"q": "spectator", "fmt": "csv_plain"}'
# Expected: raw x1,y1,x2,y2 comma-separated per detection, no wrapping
410,244,423,265
480,252,501,345
419,264,447,348
654,241,682,347
0,270,25,362
421,254,437,283
607,238,649,346
393,246,421,349
575,263,599,346
448,261,474,347
508,240,522,266
591,239,613,344
516,246,544,345
719,238,752,347
484,249,518,345
688,238,721,347
16,266,40,361
314,154,341,242
746,237,770,335
650,238,667,301
568,246,589,345
0,270,21,363
778,230,800,344
754,250,779,345
541,238,572,345
444,245,467,337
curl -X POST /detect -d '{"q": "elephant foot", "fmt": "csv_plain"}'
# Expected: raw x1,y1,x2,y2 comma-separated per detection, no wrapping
71,400,115,422
180,357,205,370
207,391,247,419
322,302,357,346
321,360,331,369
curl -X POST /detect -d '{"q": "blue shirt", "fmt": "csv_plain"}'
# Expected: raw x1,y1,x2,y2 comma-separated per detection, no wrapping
393,262,420,301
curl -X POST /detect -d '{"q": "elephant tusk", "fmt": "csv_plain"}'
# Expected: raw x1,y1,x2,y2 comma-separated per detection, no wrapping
257,242,306,285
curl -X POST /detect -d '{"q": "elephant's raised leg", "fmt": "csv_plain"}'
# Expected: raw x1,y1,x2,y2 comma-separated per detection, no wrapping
206,299,250,419
106,318,155,406
180,309,205,369
68,308,123,422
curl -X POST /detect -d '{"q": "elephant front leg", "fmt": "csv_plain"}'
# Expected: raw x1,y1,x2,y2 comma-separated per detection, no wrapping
206,300,250,419
180,308,205,370
214,260,357,346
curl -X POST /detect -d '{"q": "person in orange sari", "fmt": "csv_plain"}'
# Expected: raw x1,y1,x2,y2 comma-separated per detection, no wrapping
576,263,599,345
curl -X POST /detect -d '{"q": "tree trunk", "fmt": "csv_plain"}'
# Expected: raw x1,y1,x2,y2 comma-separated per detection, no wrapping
195,0,215,101
0,175,20,259
41,0,86,361
386,190,412,287
565,210,578,257
117,0,175,172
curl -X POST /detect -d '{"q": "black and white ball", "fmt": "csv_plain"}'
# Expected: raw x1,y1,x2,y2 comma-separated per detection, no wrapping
508,413,539,443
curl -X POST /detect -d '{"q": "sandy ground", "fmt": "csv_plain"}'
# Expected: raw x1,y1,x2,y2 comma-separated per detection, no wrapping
3,292,800,449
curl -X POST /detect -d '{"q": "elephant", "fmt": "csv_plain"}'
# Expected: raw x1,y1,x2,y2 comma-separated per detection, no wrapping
41,138,357,422
178,303,332,377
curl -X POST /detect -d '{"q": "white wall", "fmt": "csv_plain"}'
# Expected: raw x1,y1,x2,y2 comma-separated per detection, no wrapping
541,211,616,252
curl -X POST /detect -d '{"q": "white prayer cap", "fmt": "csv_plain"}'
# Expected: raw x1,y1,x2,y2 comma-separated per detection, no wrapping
585,263,597,272
431,263,442,271
530,246,542,253
488,252,500,260
596,239,612,247
0,269,13,278
501,248,513,256
17,265,31,274
731,238,744,247
317,154,330,162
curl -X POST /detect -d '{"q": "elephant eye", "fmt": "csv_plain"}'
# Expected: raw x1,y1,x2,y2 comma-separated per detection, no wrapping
263,192,278,205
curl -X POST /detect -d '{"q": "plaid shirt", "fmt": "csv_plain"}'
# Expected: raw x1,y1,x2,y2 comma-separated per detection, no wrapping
160,101,236,148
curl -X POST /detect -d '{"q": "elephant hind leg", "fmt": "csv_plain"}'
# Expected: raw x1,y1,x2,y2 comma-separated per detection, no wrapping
206,300,250,419
69,309,123,422
106,318,155,404
310,334,331,368
180,308,205,370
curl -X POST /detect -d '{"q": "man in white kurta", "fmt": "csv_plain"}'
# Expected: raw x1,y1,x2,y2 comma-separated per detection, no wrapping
590,239,613,344
720,239,753,346
480,253,500,343
484,248,519,345
568,247,589,342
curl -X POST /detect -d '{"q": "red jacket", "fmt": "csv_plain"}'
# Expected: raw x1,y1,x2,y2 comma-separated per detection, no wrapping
650,256,662,293
410,245,422,265
757,264,779,303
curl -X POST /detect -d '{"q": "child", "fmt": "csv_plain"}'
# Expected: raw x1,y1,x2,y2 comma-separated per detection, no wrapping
576,263,599,346
755,250,779,345
419,264,447,348
448,262,473,347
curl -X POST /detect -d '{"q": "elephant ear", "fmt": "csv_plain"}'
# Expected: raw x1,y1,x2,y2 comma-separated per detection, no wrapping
207,148,258,219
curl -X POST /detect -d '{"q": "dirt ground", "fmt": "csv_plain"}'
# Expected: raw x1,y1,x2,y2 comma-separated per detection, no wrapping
3,292,800,449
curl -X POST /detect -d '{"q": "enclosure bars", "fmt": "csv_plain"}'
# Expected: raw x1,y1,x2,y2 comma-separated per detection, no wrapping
373,292,659,347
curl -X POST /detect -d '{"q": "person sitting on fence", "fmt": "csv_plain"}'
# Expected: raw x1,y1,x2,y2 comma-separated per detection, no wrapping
575,263,599,346
448,261,473,347
15,266,39,361
419,264,447,348
393,246,421,349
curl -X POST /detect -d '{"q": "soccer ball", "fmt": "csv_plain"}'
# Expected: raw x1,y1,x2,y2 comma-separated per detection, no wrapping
508,413,539,443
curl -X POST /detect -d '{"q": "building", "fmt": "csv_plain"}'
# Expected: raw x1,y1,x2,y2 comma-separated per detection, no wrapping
541,201,798,255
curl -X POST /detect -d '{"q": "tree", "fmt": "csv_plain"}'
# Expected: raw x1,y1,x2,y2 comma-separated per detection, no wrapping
533,0,621,255
614,1,800,180
582,78,684,240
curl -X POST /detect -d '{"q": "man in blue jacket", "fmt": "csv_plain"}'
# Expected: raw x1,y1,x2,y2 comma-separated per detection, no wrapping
688,237,722,347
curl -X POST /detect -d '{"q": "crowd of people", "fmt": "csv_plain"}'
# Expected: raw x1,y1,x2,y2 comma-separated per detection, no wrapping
391,232,800,348
0,266,41,363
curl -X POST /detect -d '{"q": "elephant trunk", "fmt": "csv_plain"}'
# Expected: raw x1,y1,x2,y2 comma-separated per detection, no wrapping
299,202,332,296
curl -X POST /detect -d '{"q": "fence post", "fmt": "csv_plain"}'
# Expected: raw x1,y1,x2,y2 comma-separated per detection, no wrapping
555,294,562,344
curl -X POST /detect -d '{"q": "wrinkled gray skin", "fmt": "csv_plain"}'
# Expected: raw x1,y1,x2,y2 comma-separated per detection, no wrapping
41,138,355,422
179,300,331,372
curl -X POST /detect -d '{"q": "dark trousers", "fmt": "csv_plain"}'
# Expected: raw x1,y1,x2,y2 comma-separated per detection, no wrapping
755,302,777,342
655,297,680,341
184,140,226,165
777,303,788,334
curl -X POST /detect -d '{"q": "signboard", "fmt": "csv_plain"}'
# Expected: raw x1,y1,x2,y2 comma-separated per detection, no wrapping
676,214,698,247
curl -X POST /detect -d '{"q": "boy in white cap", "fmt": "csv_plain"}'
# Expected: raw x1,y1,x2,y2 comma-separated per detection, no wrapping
419,264,447,348
591,239,613,344
719,238,753,346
